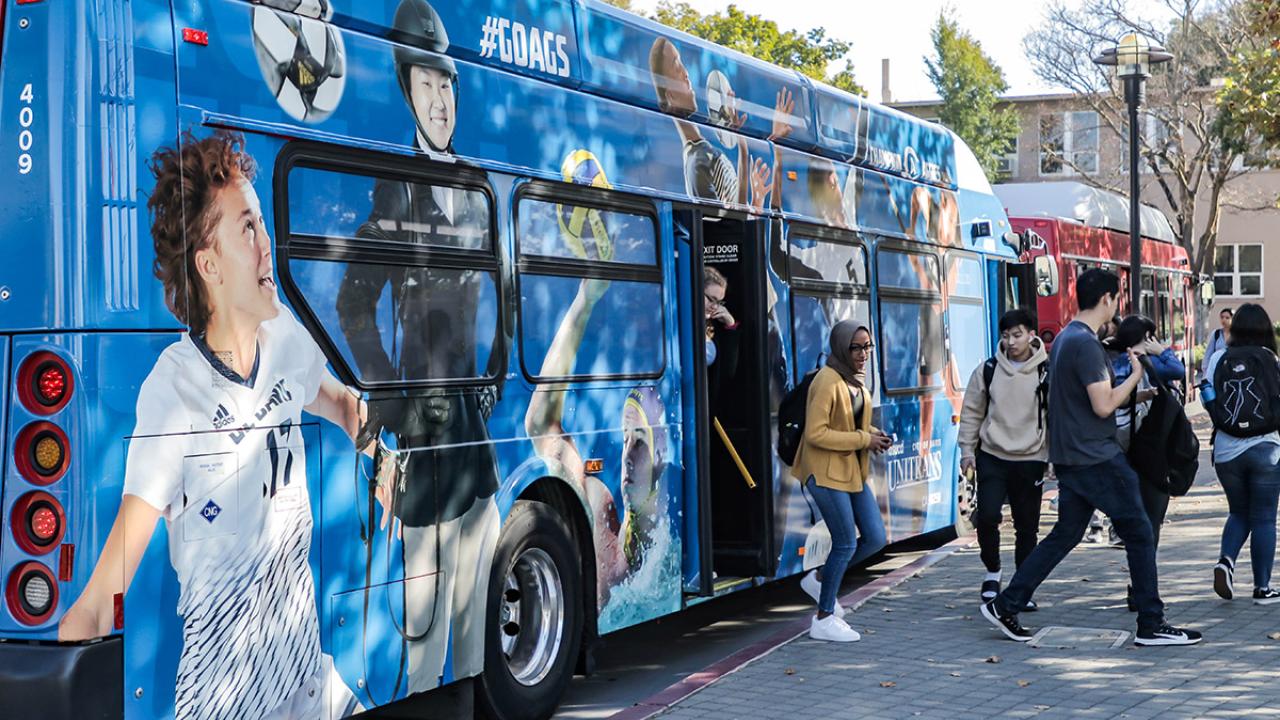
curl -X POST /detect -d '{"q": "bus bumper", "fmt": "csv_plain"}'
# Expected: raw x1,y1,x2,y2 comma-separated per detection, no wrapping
0,636,121,719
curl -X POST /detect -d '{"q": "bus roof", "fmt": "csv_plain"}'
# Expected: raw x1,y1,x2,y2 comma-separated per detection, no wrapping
994,181,1176,244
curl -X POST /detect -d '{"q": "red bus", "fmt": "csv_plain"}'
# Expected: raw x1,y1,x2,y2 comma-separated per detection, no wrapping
996,182,1197,384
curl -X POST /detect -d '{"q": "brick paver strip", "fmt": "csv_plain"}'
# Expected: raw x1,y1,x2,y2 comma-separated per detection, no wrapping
627,421,1280,719
606,534,976,720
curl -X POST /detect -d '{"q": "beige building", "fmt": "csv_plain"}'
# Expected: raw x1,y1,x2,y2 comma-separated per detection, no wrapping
891,91,1280,332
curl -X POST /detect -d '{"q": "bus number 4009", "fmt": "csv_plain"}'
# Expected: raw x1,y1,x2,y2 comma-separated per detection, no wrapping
17,83,34,175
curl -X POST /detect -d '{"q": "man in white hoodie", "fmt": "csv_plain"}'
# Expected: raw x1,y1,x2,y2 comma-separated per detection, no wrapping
959,309,1049,607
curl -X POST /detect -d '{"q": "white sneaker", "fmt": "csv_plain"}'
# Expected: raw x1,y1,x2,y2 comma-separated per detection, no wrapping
800,570,846,618
809,613,861,642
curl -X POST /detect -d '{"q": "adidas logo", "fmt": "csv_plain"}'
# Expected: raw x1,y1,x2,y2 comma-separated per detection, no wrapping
212,404,235,430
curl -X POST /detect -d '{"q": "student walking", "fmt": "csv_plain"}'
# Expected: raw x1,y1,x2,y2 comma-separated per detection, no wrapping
1202,303,1280,605
958,309,1048,608
793,321,892,642
1200,307,1232,382
979,269,1202,647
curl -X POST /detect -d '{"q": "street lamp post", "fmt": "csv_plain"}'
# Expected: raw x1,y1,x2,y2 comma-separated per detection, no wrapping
1094,34,1172,314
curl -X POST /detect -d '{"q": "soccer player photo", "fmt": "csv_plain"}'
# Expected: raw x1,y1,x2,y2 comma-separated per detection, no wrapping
57,130,367,719
334,0,506,693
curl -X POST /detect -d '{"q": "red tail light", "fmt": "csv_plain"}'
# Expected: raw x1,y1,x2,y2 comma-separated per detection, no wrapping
17,352,74,415
14,422,70,485
11,491,65,555
6,562,57,626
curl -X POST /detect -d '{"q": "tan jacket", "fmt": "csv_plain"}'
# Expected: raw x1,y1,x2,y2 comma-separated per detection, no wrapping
957,337,1050,463
790,366,877,492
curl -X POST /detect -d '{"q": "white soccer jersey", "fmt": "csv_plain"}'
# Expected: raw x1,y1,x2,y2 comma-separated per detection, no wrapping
123,308,329,720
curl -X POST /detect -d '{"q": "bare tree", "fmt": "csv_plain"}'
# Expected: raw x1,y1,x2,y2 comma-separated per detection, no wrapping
1023,0,1260,278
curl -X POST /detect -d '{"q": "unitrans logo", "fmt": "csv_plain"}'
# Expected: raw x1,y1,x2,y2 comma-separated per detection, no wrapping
478,15,571,78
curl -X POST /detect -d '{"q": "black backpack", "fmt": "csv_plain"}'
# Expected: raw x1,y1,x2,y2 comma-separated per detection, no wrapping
1128,360,1199,496
1208,346,1280,438
777,367,822,466
982,357,1049,431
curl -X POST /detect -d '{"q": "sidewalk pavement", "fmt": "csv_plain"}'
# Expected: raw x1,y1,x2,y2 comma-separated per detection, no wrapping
656,445,1280,718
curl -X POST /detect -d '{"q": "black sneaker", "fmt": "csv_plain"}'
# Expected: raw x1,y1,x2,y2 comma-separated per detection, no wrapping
981,579,1000,602
1022,598,1039,613
1253,588,1280,605
980,600,1033,642
1214,558,1235,600
1134,624,1203,646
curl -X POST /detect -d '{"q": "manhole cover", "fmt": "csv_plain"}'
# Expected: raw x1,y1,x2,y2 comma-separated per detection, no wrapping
1028,626,1129,649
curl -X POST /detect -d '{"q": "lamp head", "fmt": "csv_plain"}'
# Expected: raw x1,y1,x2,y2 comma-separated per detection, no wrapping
1092,33,1172,78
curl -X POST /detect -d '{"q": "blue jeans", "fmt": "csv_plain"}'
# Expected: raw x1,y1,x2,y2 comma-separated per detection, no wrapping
806,478,887,614
996,453,1165,632
1215,443,1280,590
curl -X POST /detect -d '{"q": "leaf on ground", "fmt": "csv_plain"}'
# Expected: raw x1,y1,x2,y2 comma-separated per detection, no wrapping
949,672,962,677
864,628,877,634
962,615,973,620
882,607,893,612
784,668,796,675
1081,577,1091,582
944,603,957,609
879,681,897,688
985,655,1002,664
1017,679,1032,688
1034,705,1051,711
1268,632,1280,640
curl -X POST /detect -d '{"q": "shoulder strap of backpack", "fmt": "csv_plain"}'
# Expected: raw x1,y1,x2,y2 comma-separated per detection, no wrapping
982,357,998,412
1036,361,1049,432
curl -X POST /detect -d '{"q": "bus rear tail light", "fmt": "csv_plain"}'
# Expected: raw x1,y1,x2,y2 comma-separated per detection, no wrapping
58,544,75,582
17,352,74,415
11,491,65,555
14,422,70,485
6,562,57,626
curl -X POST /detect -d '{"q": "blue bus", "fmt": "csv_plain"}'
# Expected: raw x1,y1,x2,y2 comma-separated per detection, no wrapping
0,1,1035,718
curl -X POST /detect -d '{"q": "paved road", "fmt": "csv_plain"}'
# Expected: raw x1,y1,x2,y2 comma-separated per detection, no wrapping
554,539,948,719
654,451,1280,720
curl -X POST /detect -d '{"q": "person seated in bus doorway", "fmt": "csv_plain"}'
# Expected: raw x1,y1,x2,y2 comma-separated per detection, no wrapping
958,309,1049,610
524,276,671,610
980,268,1203,647
1201,306,1233,382
335,0,506,695
704,266,738,377
647,37,772,209
793,321,892,642
58,131,366,719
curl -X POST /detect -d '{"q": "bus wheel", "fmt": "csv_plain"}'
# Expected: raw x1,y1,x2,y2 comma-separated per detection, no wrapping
477,500,583,720
954,471,977,537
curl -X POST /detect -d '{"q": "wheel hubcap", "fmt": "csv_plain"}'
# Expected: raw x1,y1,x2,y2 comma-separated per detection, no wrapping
498,547,565,687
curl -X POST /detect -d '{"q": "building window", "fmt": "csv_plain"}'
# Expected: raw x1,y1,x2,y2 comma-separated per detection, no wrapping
1040,111,1098,176
1120,113,1171,174
996,134,1018,179
1214,244,1263,298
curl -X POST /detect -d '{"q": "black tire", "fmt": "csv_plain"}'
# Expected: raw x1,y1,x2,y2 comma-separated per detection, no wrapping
476,500,583,720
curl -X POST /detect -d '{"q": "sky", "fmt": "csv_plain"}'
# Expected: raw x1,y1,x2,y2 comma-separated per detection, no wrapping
628,0,1156,103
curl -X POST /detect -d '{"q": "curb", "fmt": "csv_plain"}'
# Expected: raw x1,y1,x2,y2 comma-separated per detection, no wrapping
605,534,976,720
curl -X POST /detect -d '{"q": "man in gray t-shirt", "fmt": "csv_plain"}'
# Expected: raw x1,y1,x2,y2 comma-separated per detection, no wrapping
1048,321,1122,466
979,269,1203,647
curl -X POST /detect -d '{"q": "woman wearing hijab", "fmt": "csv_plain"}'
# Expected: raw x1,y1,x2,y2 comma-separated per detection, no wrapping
792,321,893,642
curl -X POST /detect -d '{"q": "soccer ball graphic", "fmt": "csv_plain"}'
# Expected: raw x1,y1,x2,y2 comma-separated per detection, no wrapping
557,150,614,262
251,6,346,123
705,69,738,145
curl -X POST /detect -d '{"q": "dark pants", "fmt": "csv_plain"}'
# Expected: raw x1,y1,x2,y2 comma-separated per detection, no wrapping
1139,479,1171,548
973,451,1045,573
996,453,1165,632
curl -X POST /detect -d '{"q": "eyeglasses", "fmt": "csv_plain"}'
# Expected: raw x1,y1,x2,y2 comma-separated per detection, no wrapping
704,293,724,309
849,342,874,354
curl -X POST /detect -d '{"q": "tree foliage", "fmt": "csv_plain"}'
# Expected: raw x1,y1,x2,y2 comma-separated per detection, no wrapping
649,2,866,96
925,12,1022,182
1217,0,1280,157
1023,0,1258,279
